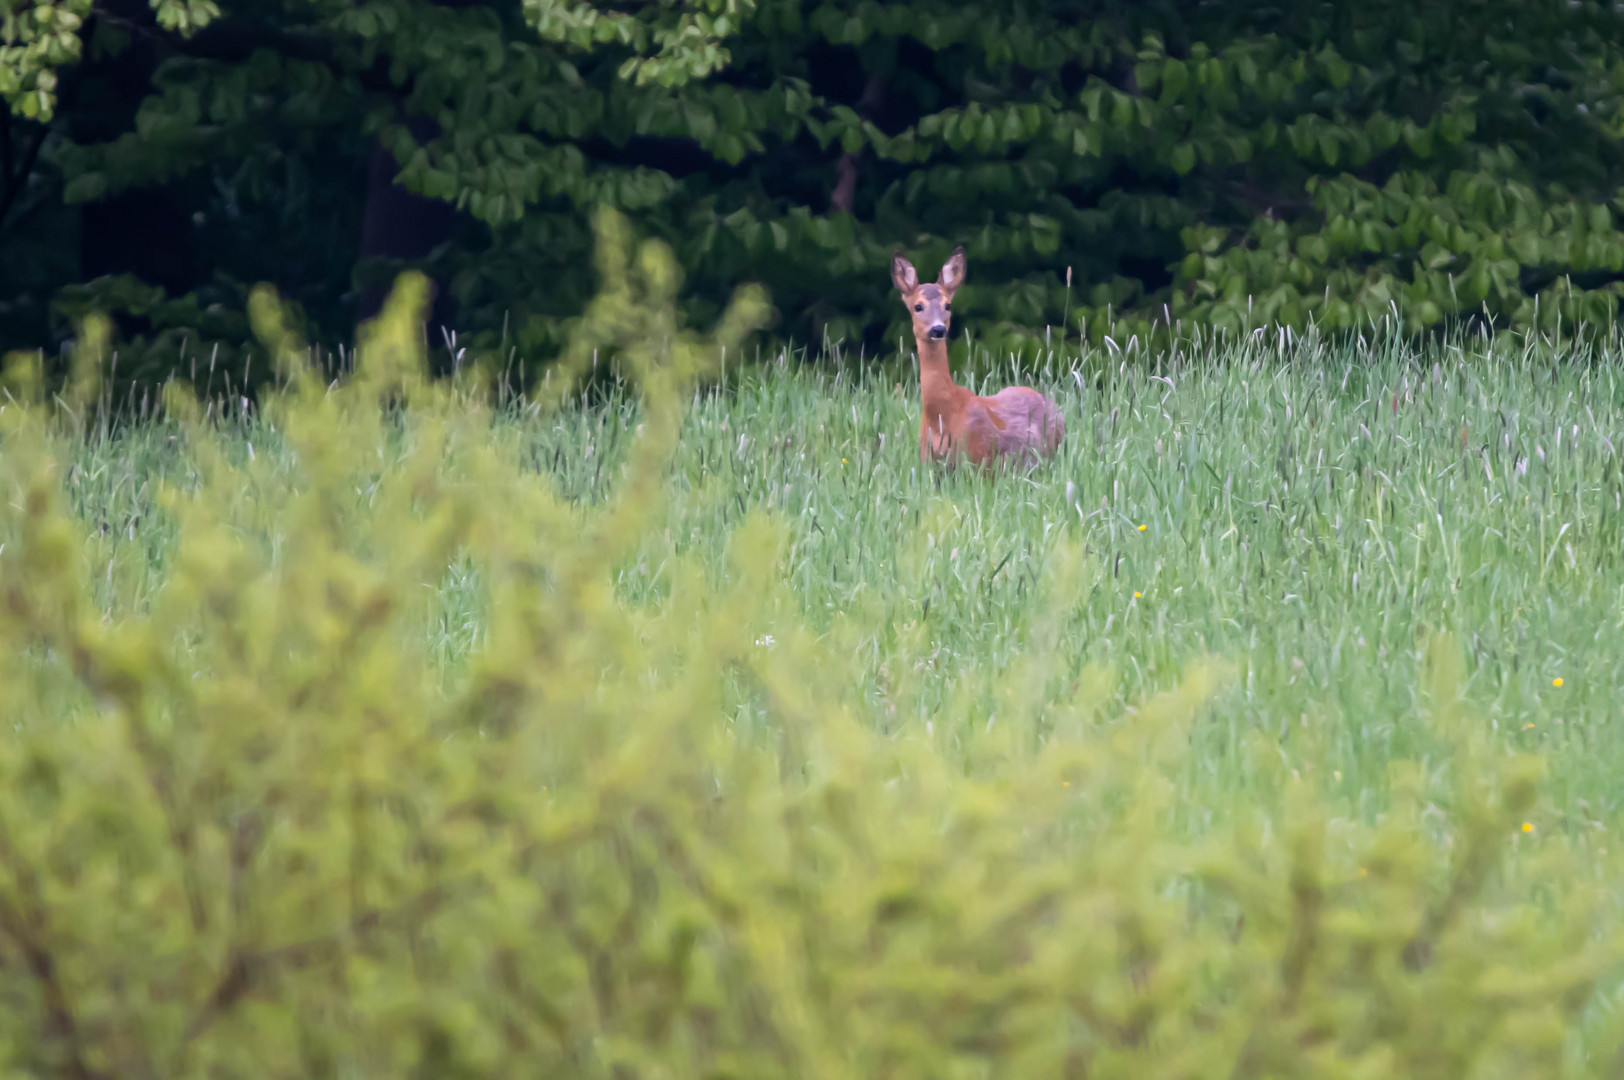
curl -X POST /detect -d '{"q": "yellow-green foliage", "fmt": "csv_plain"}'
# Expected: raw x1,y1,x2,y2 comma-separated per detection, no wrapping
1,210,1622,1080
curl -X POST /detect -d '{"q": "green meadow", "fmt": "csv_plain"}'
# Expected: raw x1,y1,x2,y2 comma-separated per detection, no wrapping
52,326,1624,821
5,238,1624,1076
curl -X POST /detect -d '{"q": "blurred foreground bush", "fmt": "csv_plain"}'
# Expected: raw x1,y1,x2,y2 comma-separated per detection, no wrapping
0,209,1621,1080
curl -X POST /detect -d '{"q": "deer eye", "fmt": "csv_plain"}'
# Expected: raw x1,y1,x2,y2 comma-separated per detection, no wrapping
945,303,952,311
914,303,923,312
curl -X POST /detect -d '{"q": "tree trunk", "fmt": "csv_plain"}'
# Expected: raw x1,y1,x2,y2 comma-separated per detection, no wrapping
828,72,887,216
356,113,457,338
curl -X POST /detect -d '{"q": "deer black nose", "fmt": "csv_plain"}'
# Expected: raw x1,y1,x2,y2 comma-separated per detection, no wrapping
928,324,946,339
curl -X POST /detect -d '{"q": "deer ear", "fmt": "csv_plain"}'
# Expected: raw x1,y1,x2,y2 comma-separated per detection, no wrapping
939,246,966,293
891,252,919,293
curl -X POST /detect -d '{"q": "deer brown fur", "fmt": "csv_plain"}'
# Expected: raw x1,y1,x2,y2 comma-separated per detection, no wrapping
892,247,1066,469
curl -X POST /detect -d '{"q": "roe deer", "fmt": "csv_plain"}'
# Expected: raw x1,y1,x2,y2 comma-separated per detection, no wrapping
892,247,1066,470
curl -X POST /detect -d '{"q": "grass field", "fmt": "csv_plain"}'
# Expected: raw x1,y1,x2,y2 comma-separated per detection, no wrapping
10,287,1624,1073
51,328,1624,833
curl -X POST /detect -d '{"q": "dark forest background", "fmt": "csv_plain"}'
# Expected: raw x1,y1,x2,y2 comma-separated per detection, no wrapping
7,0,1624,391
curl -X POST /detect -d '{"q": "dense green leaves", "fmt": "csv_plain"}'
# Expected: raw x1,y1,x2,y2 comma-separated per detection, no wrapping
0,0,94,118
7,0,1624,374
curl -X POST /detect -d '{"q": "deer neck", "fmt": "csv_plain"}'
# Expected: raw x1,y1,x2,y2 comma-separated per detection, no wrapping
915,334,961,418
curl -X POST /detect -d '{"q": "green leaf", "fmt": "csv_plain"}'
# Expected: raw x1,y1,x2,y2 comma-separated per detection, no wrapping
1135,60,1161,95
1161,59,1188,102
1111,92,1134,129
62,172,106,203
1403,121,1434,158
1001,108,1023,145
1318,130,1339,167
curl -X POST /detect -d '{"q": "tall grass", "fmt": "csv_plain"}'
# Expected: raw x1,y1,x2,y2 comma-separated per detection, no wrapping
3,212,1624,1077
47,319,1624,827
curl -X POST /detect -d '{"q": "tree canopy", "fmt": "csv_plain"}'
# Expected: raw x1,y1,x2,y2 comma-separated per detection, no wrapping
6,0,1624,387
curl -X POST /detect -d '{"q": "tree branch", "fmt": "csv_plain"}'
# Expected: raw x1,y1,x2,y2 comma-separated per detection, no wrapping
0,848,113,1080
829,151,860,215
181,879,456,1046
829,71,886,215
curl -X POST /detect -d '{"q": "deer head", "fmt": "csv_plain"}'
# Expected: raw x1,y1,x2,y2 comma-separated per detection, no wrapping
892,247,966,342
